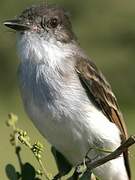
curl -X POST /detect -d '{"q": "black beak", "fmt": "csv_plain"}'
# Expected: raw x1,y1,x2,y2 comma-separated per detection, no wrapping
4,19,30,31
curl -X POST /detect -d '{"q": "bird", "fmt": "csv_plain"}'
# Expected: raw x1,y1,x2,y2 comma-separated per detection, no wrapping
4,4,131,180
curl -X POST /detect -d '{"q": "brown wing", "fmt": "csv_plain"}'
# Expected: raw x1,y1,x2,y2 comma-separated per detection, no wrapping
75,58,131,179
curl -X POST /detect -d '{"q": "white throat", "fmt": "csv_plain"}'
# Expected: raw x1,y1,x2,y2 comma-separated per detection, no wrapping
17,32,76,69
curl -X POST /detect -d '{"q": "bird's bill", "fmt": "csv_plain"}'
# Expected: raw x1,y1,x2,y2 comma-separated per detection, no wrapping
4,19,30,31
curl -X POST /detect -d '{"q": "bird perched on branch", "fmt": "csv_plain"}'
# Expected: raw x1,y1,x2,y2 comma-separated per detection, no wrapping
4,4,131,180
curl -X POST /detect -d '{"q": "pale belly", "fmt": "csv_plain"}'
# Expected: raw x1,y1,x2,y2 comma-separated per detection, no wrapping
24,97,91,165
22,93,121,166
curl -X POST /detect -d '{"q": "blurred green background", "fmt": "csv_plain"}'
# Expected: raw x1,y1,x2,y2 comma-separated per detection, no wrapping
0,0,135,179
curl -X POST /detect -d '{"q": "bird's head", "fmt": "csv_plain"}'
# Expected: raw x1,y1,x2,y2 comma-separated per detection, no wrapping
4,4,76,43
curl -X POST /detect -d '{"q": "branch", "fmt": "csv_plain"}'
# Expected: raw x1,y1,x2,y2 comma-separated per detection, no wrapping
86,135,135,171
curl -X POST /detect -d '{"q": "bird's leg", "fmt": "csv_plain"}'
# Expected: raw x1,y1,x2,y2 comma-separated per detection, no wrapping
72,166,82,180
72,157,88,180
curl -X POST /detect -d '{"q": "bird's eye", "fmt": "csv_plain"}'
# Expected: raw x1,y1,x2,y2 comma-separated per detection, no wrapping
48,18,59,28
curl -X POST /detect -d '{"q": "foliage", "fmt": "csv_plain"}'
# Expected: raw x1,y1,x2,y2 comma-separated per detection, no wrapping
6,113,52,180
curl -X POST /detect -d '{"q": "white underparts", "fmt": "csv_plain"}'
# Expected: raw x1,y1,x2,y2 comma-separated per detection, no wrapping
17,31,128,180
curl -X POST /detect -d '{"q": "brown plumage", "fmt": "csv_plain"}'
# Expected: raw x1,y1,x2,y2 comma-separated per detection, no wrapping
75,58,131,179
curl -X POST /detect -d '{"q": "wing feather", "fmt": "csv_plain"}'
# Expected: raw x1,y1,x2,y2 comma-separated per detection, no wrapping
75,58,131,179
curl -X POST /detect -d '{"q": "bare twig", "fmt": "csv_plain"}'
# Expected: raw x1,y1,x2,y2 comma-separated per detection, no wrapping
86,135,135,171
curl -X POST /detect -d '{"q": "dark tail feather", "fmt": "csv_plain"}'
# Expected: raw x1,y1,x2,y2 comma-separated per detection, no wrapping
123,150,131,180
